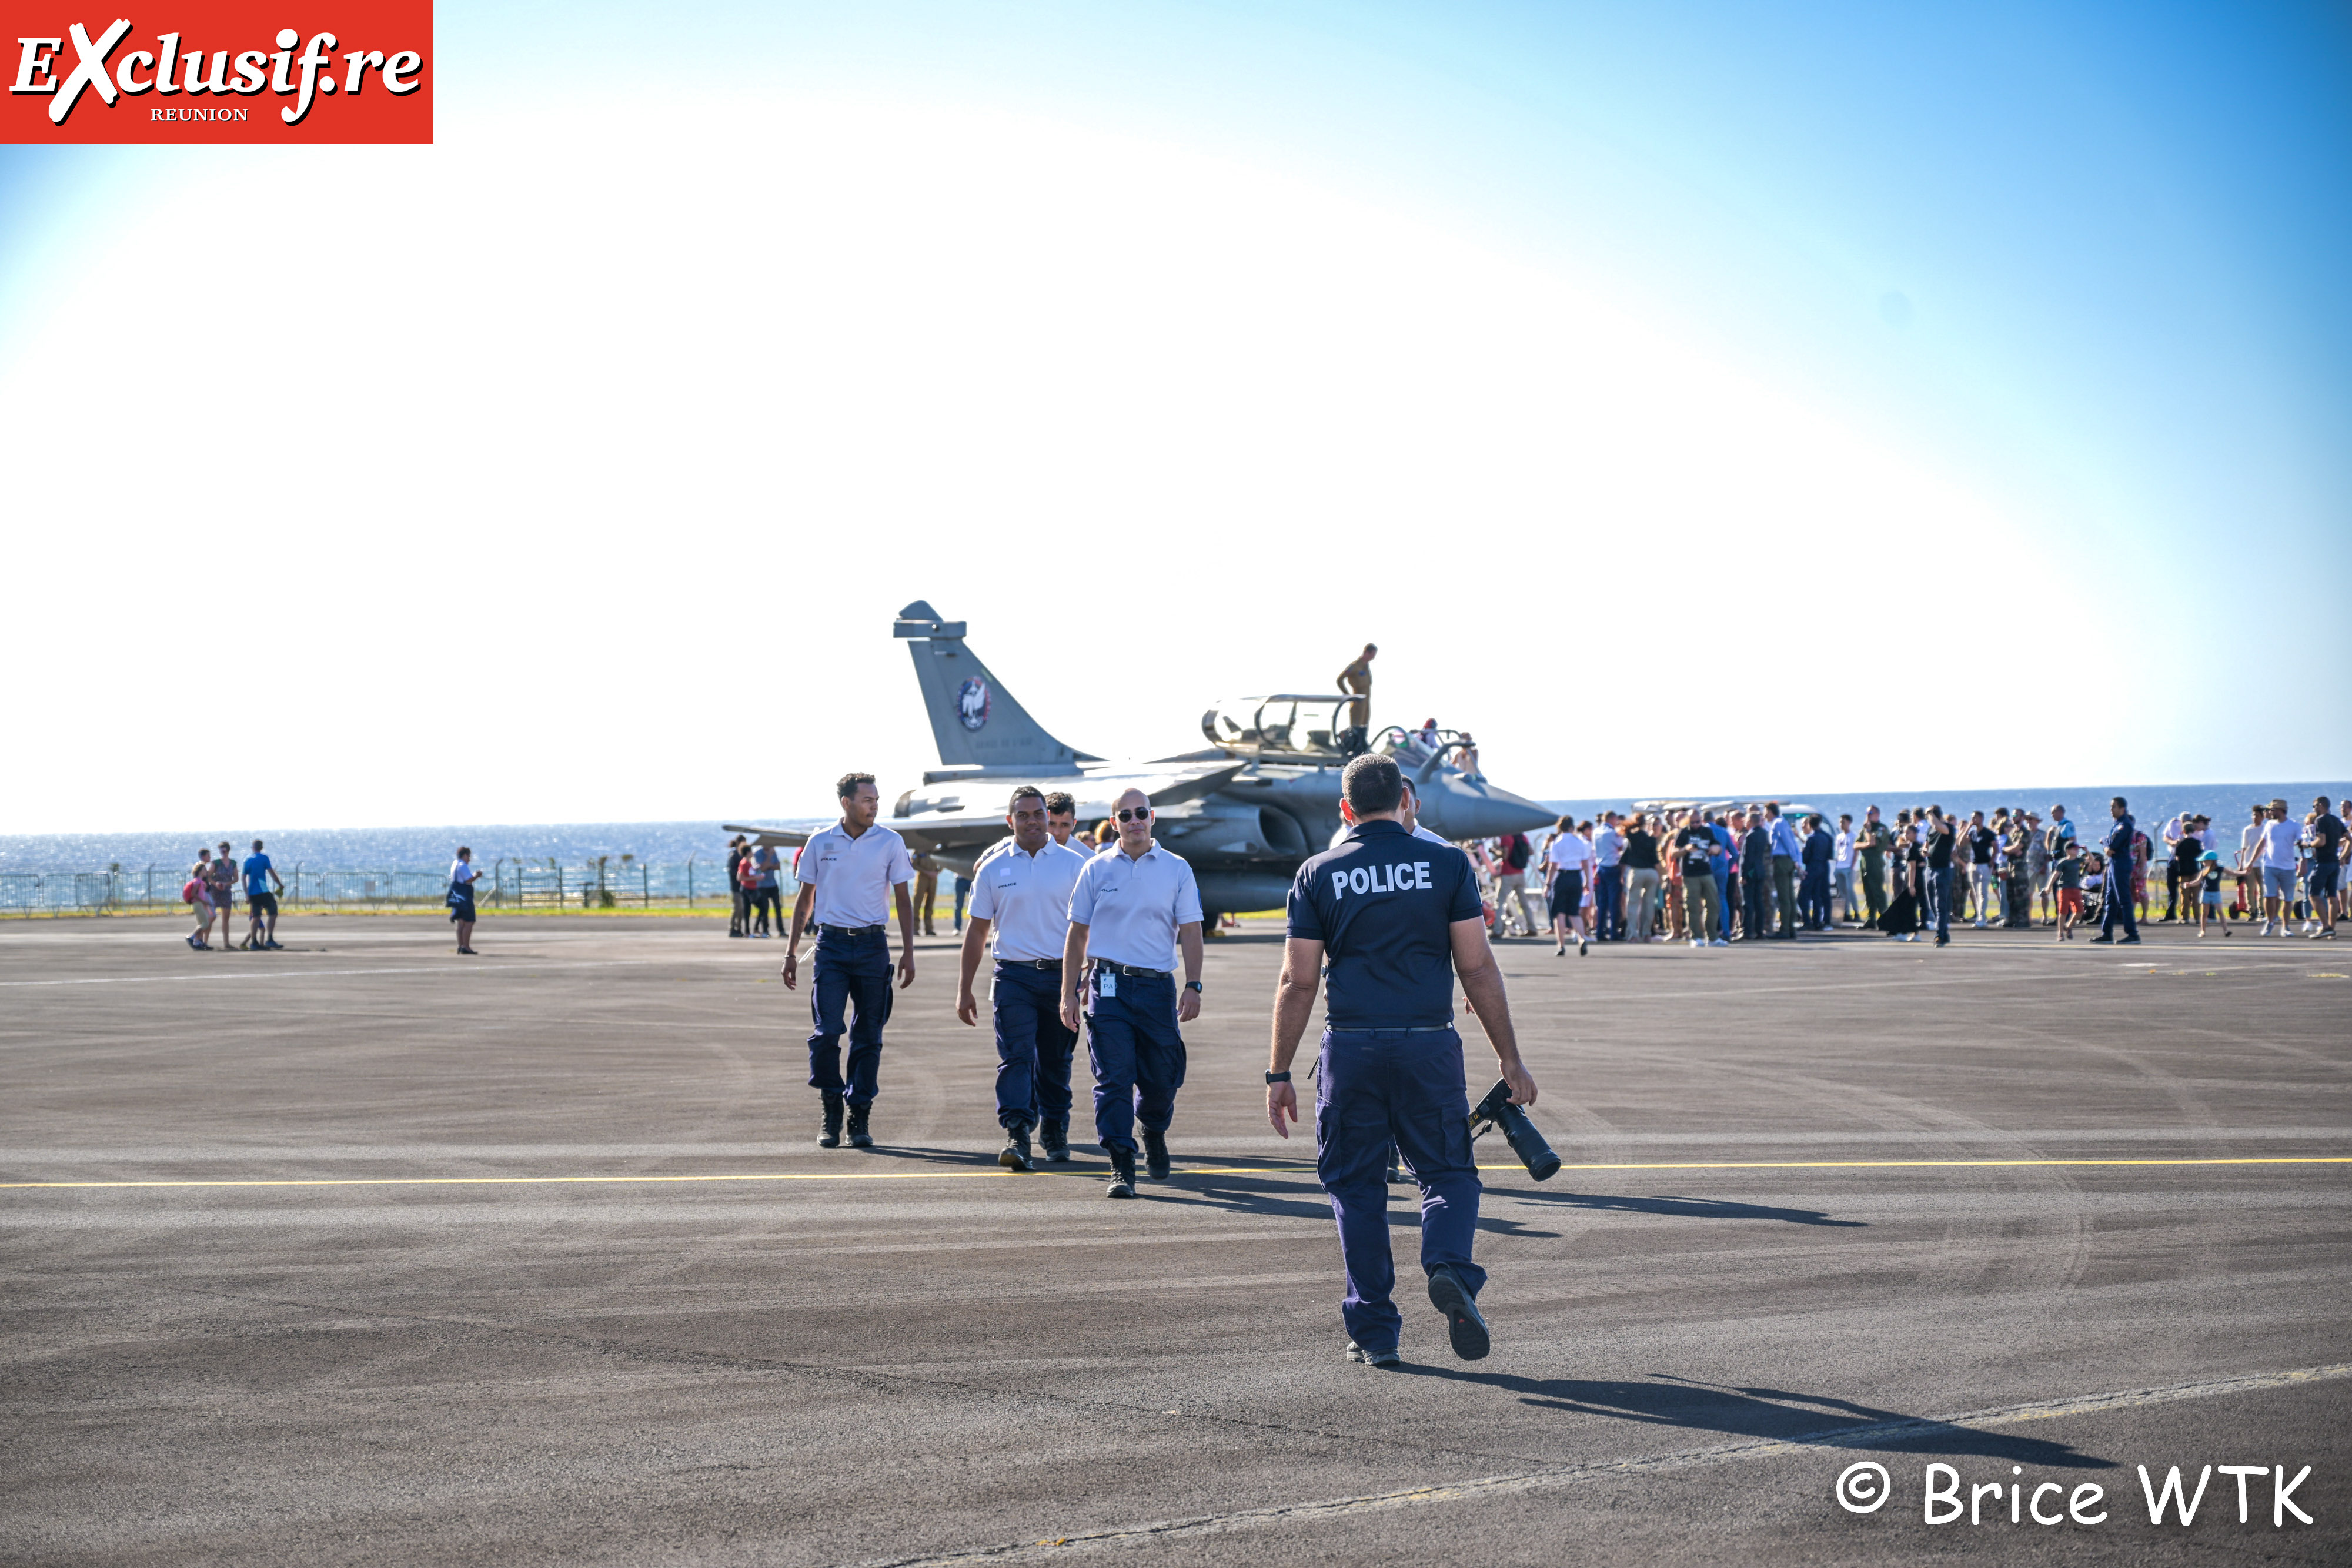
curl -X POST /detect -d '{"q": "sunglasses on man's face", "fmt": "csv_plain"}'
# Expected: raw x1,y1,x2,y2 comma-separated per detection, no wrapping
1117,808,1152,823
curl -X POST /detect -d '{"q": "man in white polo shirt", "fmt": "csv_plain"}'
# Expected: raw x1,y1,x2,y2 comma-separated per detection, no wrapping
1059,787,1205,1199
958,785,1090,1171
783,772,916,1149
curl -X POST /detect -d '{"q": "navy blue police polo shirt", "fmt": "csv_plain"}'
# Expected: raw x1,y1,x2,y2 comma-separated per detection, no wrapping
1287,820,1482,1030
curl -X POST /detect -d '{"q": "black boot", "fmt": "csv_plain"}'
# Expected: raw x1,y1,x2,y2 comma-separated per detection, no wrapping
1142,1129,1171,1182
817,1092,844,1149
999,1122,1034,1172
1038,1118,1070,1163
846,1101,874,1148
1105,1149,1137,1199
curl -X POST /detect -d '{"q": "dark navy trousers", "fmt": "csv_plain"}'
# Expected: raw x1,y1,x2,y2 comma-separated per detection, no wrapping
807,928,892,1106
2098,861,2139,939
1085,968,1185,1155
993,962,1077,1130
1595,865,1623,940
1316,1027,1485,1354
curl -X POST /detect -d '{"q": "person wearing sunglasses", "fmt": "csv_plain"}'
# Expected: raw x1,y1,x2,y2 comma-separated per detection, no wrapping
1059,788,1205,1199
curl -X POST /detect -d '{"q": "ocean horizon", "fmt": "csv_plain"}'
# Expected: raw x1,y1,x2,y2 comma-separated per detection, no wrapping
4,781,2340,874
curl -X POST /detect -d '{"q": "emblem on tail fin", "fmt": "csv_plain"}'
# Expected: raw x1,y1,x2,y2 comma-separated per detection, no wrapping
957,677,991,732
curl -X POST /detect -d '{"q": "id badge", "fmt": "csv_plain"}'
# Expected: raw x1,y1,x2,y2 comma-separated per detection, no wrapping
1100,969,1117,998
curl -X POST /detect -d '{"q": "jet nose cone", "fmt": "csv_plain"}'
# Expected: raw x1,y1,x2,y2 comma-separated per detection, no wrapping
1417,776,1553,839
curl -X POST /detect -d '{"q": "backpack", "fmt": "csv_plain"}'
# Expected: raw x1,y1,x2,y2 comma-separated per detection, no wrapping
1505,834,1531,871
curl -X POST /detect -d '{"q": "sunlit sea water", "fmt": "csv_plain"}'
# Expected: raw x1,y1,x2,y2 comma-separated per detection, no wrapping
2,781,2340,871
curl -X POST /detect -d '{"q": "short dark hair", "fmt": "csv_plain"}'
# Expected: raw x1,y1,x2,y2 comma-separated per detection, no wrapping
1044,791,1076,815
1008,785,1047,812
456,846,472,858
838,771,877,800
1342,753,1404,816
2111,795,2128,809
1806,814,1824,830
251,839,264,850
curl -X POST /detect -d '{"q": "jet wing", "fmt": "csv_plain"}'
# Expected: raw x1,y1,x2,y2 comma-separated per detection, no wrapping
723,823,814,850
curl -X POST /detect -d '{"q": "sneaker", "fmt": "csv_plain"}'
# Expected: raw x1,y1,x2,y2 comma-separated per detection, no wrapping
2089,935,2113,944
999,1124,1034,1172
263,940,283,950
1039,1119,1070,1163
1142,1129,1171,1182
1711,938,1729,947
817,1093,844,1149
1426,1265,1490,1361
2119,935,2142,944
185,934,202,950
1345,1341,1401,1369
846,1102,874,1149
1105,1152,1137,1199
1689,938,1704,948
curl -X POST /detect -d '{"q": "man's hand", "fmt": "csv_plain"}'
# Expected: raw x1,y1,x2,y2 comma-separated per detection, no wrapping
781,950,798,989
897,949,917,989
1501,1057,1538,1107
955,987,980,1026
1060,993,1081,1034
1267,1079,1298,1137
1177,987,1201,1024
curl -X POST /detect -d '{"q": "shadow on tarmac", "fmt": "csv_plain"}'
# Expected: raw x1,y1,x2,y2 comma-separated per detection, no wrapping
1394,1368,2111,1466
1147,1172,1562,1239
1507,1190,1868,1228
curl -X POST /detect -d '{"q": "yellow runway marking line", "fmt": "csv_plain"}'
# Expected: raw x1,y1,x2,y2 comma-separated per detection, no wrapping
4,1156,2348,1191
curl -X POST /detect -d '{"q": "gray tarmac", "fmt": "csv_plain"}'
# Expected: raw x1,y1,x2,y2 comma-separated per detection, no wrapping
2,912,2347,1566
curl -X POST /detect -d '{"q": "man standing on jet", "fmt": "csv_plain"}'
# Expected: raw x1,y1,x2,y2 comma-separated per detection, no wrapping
1336,643,1377,737
958,786,1089,1170
1060,787,1205,1199
783,773,917,1150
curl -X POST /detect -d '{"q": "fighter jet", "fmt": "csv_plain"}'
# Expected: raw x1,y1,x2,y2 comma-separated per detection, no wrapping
727,601,1554,922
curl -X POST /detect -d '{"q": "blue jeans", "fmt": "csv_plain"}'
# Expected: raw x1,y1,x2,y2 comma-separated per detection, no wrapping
993,962,1077,1129
807,928,893,1105
1595,865,1624,940
1929,867,1953,941
1085,968,1186,1155
1317,1027,1485,1354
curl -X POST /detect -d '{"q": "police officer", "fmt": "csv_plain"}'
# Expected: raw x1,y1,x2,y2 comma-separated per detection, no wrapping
1060,787,1204,1199
2091,794,2142,945
958,786,1088,1170
1268,753,1538,1368
783,772,917,1148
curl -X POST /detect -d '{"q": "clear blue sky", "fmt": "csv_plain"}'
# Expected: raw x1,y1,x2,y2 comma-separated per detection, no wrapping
2,2,2346,831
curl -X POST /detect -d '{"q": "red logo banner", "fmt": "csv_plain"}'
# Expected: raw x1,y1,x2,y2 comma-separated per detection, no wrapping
5,2,432,142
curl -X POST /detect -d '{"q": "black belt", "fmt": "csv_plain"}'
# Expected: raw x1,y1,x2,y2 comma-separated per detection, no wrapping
998,958,1062,970
1097,960,1171,978
819,923,886,937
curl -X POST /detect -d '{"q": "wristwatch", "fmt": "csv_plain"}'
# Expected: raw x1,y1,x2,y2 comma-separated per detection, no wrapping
1264,1070,1291,1084
1185,979,1204,993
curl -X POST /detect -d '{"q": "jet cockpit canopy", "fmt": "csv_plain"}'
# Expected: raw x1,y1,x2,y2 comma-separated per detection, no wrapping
1202,696,1365,760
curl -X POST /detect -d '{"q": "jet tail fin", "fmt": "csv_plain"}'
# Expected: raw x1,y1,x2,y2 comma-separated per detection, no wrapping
894,602,1095,768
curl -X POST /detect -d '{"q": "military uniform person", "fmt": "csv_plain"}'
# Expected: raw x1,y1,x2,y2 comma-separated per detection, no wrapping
1268,753,1539,1367
1060,788,1204,1199
2092,796,2141,944
783,772,917,1148
958,787,1089,1171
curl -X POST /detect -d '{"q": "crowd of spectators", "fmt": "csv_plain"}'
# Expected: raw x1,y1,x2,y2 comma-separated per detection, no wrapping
1465,794,2345,949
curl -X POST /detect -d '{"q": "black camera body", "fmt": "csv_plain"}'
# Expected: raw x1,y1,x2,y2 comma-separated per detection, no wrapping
1468,1079,1561,1181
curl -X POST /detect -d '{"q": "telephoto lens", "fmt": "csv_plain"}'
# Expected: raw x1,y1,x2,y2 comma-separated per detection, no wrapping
1468,1079,1562,1181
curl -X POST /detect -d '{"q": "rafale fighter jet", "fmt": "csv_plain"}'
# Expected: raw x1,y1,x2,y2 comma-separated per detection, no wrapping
726,601,1554,922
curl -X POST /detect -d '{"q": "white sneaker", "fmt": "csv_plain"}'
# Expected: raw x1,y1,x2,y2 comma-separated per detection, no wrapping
1689,938,1705,948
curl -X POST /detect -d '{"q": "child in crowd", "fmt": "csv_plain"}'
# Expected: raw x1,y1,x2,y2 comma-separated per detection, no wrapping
2190,849,2229,937
2053,848,2095,942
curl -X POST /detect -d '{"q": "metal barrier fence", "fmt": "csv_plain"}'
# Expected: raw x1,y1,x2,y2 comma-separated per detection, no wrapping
0,858,794,917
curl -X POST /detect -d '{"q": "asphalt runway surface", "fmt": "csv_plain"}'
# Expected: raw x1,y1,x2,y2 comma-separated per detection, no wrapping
2,912,2347,1566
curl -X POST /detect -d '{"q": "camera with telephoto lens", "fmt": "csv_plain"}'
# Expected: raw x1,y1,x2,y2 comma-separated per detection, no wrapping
1468,1079,1561,1181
